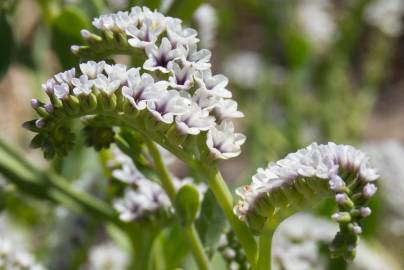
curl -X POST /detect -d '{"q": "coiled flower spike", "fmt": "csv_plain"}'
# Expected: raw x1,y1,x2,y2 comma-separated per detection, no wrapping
24,7,245,162
234,142,379,261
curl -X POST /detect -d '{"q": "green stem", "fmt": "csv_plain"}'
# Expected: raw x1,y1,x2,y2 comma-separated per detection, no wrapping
144,139,211,270
257,231,274,270
0,139,121,226
200,166,258,267
185,225,211,270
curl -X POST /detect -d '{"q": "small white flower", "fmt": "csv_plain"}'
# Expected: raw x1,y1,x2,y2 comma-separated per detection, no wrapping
212,99,244,121
175,103,215,135
166,19,199,47
54,83,70,99
192,88,220,110
147,90,191,124
54,68,75,85
71,75,93,95
94,74,121,95
143,38,182,73
122,71,163,110
79,60,105,79
180,43,211,70
195,70,232,98
114,180,170,221
206,121,246,160
126,18,165,48
41,78,57,96
168,60,195,90
104,63,128,82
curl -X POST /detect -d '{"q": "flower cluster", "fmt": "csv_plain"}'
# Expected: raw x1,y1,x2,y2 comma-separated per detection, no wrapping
0,240,46,270
0,215,46,270
234,142,378,260
26,6,245,160
272,213,399,270
111,148,206,222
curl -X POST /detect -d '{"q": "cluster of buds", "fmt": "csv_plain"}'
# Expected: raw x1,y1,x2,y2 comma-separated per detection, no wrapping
217,230,250,270
111,148,206,222
24,7,245,161
234,142,378,261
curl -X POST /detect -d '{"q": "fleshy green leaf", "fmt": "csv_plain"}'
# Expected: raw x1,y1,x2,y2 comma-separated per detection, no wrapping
196,190,226,258
174,184,201,226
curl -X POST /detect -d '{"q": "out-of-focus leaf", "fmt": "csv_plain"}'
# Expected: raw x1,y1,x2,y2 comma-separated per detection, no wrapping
51,7,91,69
144,0,161,10
152,225,189,270
166,0,202,21
196,190,226,258
284,33,311,69
0,13,13,80
174,184,201,226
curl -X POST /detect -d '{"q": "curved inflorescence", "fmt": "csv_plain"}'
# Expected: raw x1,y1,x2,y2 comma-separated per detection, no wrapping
24,7,245,161
234,142,379,261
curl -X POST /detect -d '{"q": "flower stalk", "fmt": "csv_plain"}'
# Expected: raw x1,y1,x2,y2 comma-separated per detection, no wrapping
145,138,211,270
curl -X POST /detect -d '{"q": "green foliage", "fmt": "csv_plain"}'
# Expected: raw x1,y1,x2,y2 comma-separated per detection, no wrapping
51,7,91,68
175,184,201,226
0,12,13,80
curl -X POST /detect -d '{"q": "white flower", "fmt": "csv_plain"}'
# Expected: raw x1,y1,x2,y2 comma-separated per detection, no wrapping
223,51,263,88
104,63,128,82
41,78,57,96
206,121,246,160
94,74,122,95
88,242,129,270
297,0,336,50
143,38,182,73
193,4,217,49
234,142,379,243
114,180,171,221
364,0,404,37
168,60,195,90
192,88,220,110
54,68,76,85
175,103,215,135
195,70,232,98
212,99,244,121
147,90,191,124
92,12,134,32
53,83,70,99
79,60,105,79
180,43,211,70
126,18,165,48
166,18,199,47
122,70,162,110
71,75,93,95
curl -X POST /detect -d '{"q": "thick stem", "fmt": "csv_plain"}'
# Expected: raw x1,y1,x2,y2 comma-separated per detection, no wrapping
257,231,273,270
200,166,258,267
144,139,211,270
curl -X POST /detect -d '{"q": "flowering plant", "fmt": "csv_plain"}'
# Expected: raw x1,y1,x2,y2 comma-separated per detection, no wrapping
0,3,386,270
